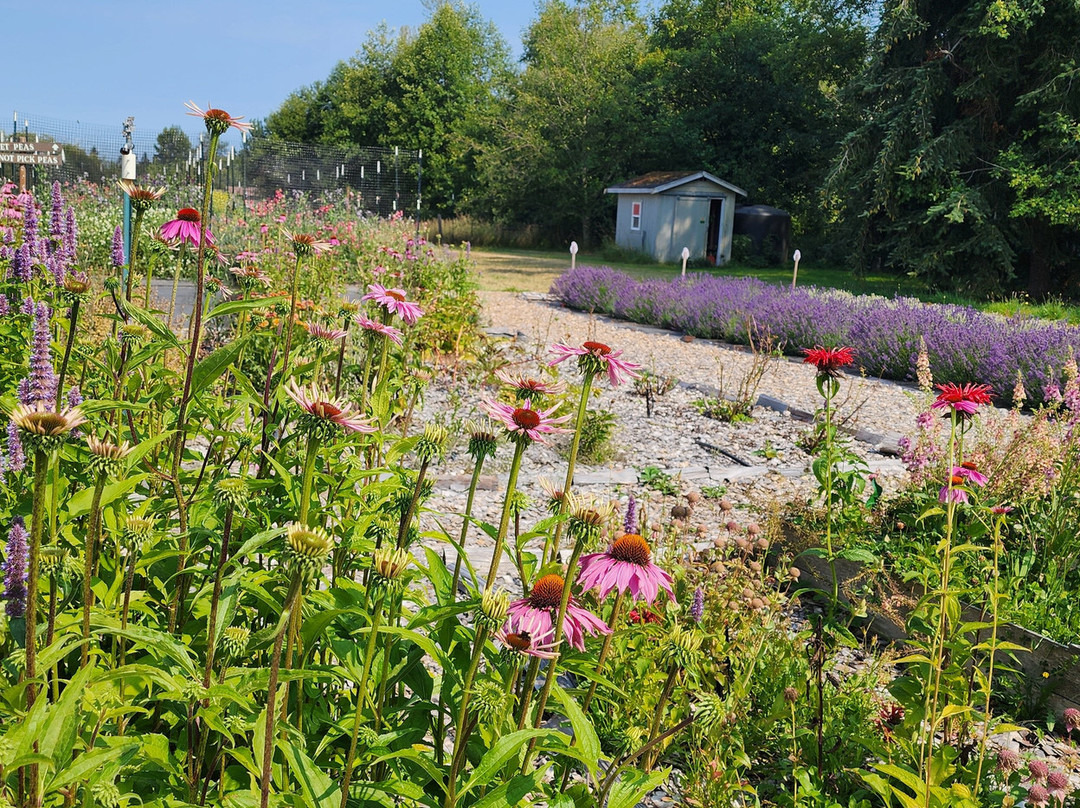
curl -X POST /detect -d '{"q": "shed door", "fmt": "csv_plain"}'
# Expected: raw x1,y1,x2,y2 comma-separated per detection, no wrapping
671,196,709,262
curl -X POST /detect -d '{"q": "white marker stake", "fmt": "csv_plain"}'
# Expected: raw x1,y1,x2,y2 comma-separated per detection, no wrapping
792,249,802,290
681,246,690,277
570,241,579,270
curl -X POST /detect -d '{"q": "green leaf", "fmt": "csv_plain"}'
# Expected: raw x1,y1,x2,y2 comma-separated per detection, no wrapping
48,740,140,789
207,297,276,320
192,335,250,398
460,729,559,796
470,770,548,808
606,767,669,808
67,475,149,518
119,298,182,348
283,739,341,808
551,685,602,778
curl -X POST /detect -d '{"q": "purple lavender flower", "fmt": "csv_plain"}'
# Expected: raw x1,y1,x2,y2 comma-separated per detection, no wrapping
111,224,125,269
624,494,637,535
12,242,32,282
7,421,24,473
21,301,56,406
690,587,705,623
3,516,28,619
64,207,78,264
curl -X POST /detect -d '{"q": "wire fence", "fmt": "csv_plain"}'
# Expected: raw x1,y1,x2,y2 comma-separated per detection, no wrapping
0,112,421,217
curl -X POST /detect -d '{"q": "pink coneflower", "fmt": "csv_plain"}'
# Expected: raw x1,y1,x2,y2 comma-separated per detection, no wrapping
494,626,558,659
229,265,272,290
184,101,252,135
116,179,166,213
282,228,332,258
353,313,403,346
362,283,423,325
577,533,674,604
285,380,375,435
505,573,609,652
932,382,994,416
548,341,641,387
161,208,212,246
480,398,571,445
494,369,566,401
939,463,988,504
303,321,348,342
802,346,855,378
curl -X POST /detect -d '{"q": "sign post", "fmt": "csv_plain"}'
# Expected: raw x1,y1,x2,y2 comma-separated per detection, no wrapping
681,246,690,276
791,249,802,290
569,241,578,270
120,117,136,271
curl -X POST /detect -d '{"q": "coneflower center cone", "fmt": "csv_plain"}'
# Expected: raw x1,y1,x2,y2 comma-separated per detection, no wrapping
177,208,200,222
512,408,541,430
529,574,565,609
608,533,652,567
583,341,611,355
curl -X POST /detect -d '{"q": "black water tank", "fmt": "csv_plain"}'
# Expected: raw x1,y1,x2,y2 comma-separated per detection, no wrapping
733,204,791,265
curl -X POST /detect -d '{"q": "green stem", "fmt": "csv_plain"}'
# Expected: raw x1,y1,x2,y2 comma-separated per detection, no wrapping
202,505,235,688
81,474,107,669
298,437,322,527
972,518,1004,798
643,665,679,770
169,242,188,329
278,255,304,393
581,591,624,714
54,300,79,410
596,716,695,806
544,373,594,564
126,207,145,303
396,458,430,549
450,455,486,599
259,572,303,808
24,448,49,808
144,252,155,309
333,319,351,397
483,442,526,591
338,592,387,808
443,624,490,808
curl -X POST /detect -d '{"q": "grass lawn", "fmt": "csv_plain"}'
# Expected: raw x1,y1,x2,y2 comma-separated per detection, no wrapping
470,247,1080,324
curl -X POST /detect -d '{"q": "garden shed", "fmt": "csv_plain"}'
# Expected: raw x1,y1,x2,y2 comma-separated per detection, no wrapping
605,171,747,265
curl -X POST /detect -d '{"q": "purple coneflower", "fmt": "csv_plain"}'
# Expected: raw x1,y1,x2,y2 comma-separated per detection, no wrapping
480,398,571,445
161,208,212,247
303,321,348,343
229,265,272,290
505,573,609,652
185,101,253,135
494,626,558,659
494,369,565,401
548,340,641,387
939,462,988,504
577,533,674,604
3,516,28,618
285,380,375,435
283,228,332,258
362,283,423,325
354,313,403,346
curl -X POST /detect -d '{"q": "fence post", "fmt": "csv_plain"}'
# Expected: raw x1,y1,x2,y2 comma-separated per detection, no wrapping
120,117,136,281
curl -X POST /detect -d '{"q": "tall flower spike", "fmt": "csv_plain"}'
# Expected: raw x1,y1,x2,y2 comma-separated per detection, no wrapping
21,301,56,406
548,340,641,387
3,516,28,619
185,101,253,135
111,224,125,269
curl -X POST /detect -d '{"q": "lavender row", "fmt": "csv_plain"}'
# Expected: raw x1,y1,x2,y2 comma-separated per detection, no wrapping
551,267,1080,406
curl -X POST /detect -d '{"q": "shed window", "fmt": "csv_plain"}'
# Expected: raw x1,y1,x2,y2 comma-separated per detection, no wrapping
630,201,642,230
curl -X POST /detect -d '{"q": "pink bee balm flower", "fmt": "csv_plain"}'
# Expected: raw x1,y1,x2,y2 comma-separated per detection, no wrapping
932,382,993,416
506,573,609,652
494,626,558,659
285,380,375,435
548,340,641,387
480,398,571,445
577,533,674,605
494,369,566,401
361,283,424,325
354,313,403,346
161,208,213,247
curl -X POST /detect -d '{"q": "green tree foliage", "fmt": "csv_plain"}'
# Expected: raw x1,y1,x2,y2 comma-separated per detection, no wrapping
154,126,193,168
469,0,649,246
640,0,870,247
265,1,511,214
826,0,1080,296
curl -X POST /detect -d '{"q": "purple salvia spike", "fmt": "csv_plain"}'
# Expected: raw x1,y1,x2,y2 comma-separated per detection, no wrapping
20,295,34,315
13,242,31,282
623,494,637,535
7,422,24,473
690,587,705,623
111,224,125,269
64,206,78,264
22,193,39,259
50,181,64,241
26,301,56,406
3,516,28,619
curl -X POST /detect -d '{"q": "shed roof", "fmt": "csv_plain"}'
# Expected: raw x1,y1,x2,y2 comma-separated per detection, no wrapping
605,170,747,198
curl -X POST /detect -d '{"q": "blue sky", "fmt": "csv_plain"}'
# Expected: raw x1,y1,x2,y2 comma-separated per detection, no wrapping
7,0,536,146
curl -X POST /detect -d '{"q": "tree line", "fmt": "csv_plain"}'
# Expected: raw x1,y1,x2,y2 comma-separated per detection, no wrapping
264,0,1080,298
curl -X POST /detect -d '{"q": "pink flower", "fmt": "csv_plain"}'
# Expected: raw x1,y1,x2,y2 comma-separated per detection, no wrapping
494,369,566,400
548,340,641,387
577,533,674,605
1047,771,1071,803
939,463,988,504
283,228,332,257
1029,759,1050,785
285,381,375,434
480,398,571,444
184,101,252,134
161,208,212,246
303,321,348,342
354,314,403,346
494,626,558,659
505,574,609,652
362,283,423,325
1027,784,1049,807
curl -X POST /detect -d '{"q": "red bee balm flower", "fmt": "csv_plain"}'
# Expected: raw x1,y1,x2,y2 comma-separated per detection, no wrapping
802,346,855,377
932,383,993,416
577,533,674,604
161,208,212,246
